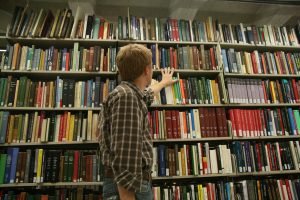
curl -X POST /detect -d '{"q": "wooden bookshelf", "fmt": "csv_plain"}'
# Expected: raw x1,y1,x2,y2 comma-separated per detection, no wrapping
226,103,300,107
0,181,103,188
153,69,221,76
224,73,300,79
0,107,102,111
0,141,99,147
152,137,232,143
149,104,224,108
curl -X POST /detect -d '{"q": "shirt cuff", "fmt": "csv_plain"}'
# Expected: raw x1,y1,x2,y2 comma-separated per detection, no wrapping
143,88,154,106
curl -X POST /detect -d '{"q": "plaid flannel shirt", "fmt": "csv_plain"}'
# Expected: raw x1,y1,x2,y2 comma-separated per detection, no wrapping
99,81,154,192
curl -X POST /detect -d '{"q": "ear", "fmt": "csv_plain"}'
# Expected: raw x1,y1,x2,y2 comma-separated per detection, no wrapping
144,65,151,75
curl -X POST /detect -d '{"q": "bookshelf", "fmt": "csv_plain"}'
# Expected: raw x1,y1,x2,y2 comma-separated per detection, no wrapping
0,1,300,199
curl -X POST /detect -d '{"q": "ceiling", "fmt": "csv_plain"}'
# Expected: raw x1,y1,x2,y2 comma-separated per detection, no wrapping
0,0,299,34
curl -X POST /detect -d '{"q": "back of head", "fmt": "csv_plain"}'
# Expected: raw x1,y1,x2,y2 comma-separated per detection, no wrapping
116,44,152,81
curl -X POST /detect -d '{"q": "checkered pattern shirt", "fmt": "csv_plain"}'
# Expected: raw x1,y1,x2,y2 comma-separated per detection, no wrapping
99,81,154,192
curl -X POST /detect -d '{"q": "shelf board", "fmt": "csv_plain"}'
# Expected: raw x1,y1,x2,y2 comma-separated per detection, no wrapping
153,69,221,76
252,170,300,176
153,137,232,143
0,70,117,77
6,37,118,47
0,141,99,147
150,104,224,108
220,42,300,51
118,40,218,46
0,181,103,188
0,107,101,111
152,173,233,180
233,135,300,140
224,73,300,78
226,103,300,107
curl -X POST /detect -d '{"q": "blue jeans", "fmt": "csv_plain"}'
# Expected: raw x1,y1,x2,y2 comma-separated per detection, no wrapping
103,178,153,200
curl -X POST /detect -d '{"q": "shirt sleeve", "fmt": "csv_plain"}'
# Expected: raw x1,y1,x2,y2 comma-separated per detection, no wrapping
143,88,154,106
109,92,144,192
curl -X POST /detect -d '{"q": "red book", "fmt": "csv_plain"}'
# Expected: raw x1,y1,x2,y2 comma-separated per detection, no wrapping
291,79,299,103
89,47,94,72
62,112,68,141
256,109,263,136
277,109,285,135
211,108,218,137
173,49,178,69
98,18,105,39
209,48,216,70
148,112,153,139
255,143,262,171
176,111,181,138
174,19,179,41
169,47,174,68
155,111,159,139
65,52,70,71
199,108,206,137
73,150,79,182
251,52,258,73
165,110,173,139
171,111,178,138
215,107,224,137
285,179,293,200
58,114,65,141
37,111,45,141
233,109,242,137
286,53,295,74
261,81,268,103
261,54,268,74
185,145,191,175
229,109,236,137
266,143,273,170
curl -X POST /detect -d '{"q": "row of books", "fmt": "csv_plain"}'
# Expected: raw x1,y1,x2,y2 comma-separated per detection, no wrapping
119,14,300,47
1,188,102,200
152,141,300,178
157,46,220,70
232,141,300,173
0,43,117,72
152,178,300,200
0,111,99,144
219,23,300,46
148,108,228,139
8,6,116,40
0,76,116,108
226,78,300,104
118,16,216,42
0,148,102,184
152,76,221,105
8,5,300,47
152,143,232,177
229,108,300,137
222,49,300,75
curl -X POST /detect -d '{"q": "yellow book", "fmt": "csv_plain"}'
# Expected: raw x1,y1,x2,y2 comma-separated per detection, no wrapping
36,149,44,183
181,147,186,176
31,112,38,142
39,50,45,70
270,81,277,103
68,115,75,141
198,184,203,200
64,112,71,141
7,115,15,143
13,80,19,107
274,54,282,74
87,110,92,141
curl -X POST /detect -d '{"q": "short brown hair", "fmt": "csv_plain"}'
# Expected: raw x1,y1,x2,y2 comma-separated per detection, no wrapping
116,44,152,81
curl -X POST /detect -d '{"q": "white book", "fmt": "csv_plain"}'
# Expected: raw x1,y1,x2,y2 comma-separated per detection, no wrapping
139,18,144,40
87,110,92,141
277,180,284,200
209,149,218,174
263,25,271,45
152,147,157,177
54,115,61,142
193,109,201,138
218,23,224,42
83,14,89,39
282,184,289,200
240,23,247,43
267,25,276,45
22,114,29,143
40,118,47,142
183,145,188,175
289,141,299,170
192,145,199,175
189,20,194,42
283,26,290,46
178,152,182,176
197,143,203,175
81,118,87,141
264,144,271,171
70,6,83,38
45,118,50,142
241,180,249,200
205,143,211,174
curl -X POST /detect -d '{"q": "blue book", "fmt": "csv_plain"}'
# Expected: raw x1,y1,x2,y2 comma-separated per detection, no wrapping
9,147,19,183
158,145,166,176
0,112,9,143
287,108,296,135
4,148,13,183
221,49,229,73
189,110,195,138
161,48,166,68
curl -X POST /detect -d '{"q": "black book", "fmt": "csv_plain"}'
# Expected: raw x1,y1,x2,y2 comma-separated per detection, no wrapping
62,79,69,107
94,77,101,107
7,78,17,107
68,79,75,107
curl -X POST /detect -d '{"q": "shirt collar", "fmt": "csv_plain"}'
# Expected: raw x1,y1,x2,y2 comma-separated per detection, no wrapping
121,81,144,100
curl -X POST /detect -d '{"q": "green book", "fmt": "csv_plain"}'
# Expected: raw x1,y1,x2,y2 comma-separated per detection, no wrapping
0,154,7,184
293,110,300,132
68,151,74,182
63,151,69,182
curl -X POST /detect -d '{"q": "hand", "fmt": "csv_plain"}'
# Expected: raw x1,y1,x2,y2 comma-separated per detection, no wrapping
160,67,178,87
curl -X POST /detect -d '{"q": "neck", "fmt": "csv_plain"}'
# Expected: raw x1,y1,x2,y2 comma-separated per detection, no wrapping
133,77,147,91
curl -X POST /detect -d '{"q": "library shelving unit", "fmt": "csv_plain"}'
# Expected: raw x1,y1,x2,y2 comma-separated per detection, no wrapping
1,2,300,199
